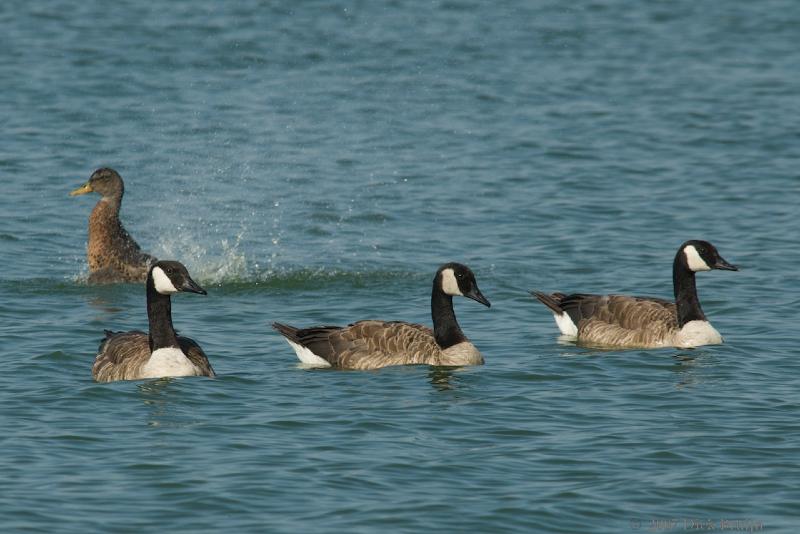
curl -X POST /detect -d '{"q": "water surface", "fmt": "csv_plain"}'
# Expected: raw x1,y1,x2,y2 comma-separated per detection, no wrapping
1,0,799,532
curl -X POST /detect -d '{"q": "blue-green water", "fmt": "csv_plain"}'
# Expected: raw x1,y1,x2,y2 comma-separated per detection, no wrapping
2,1,799,532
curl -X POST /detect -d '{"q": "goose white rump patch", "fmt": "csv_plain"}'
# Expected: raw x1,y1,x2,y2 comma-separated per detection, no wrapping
285,339,332,368
141,347,200,378
553,312,578,337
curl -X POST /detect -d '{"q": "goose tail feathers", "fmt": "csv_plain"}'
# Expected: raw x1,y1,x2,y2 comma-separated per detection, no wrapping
531,291,566,314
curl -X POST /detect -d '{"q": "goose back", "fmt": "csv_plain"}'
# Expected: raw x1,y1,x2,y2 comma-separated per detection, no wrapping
536,293,681,348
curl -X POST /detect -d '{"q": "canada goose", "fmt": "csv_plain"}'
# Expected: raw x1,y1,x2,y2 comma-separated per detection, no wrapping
70,167,156,283
272,263,491,370
532,240,738,349
92,260,214,382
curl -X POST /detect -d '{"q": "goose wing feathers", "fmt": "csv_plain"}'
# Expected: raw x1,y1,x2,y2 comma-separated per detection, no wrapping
558,294,679,347
274,320,438,370
558,294,676,329
93,330,149,381
178,337,215,377
92,330,213,382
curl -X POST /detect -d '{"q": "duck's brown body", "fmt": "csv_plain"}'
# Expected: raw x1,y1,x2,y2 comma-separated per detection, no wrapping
86,197,154,283
71,168,155,283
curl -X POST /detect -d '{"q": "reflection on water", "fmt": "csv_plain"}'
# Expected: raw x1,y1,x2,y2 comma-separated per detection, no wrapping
672,351,701,389
556,336,628,355
428,367,459,391
138,377,174,398
556,335,578,347
137,378,186,427
85,295,125,323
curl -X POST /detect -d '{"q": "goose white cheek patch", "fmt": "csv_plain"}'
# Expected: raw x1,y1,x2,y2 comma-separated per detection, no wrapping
684,245,711,272
152,266,179,294
440,268,463,296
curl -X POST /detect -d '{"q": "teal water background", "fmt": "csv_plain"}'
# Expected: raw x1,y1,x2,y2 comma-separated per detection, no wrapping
1,1,799,532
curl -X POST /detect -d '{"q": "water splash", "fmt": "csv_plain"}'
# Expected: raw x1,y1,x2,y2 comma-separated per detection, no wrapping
154,228,252,285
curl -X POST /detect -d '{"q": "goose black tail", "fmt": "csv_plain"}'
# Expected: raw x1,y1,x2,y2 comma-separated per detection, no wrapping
272,322,301,343
530,291,566,314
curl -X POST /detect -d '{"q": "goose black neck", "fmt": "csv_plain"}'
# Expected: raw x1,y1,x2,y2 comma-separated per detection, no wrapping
431,284,467,349
146,277,180,351
673,254,706,327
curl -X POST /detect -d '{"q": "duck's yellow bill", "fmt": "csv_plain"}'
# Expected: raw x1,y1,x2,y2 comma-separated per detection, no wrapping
69,182,93,196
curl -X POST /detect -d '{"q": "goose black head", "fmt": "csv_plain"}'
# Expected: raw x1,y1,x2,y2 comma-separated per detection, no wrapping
70,167,124,199
436,262,491,307
149,260,207,296
679,240,738,273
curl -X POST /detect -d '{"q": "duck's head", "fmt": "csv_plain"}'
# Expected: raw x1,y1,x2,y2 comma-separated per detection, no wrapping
149,260,207,296
679,240,738,273
436,262,490,307
70,168,124,199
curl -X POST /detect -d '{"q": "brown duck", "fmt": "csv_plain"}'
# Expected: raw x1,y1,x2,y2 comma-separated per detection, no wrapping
70,167,155,283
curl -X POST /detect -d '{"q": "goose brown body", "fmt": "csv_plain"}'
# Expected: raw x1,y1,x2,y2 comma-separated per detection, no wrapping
273,263,490,370
93,330,214,382
533,293,680,348
273,320,483,370
532,240,738,349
